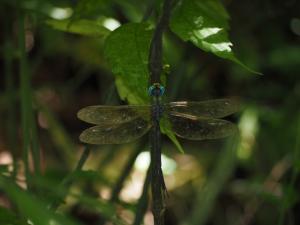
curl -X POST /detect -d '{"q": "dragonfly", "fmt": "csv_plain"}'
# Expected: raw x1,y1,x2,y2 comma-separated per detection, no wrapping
77,84,239,145
77,83,239,224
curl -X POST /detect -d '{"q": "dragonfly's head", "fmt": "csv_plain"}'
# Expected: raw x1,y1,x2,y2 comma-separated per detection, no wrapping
148,83,165,97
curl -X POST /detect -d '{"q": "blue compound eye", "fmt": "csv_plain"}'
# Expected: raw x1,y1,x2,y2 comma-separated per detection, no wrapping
148,83,165,96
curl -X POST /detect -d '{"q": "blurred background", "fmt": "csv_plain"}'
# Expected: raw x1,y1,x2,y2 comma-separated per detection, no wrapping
0,0,299,225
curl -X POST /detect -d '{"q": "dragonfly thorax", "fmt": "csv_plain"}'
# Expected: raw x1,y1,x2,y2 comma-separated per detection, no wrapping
151,104,164,121
148,83,165,97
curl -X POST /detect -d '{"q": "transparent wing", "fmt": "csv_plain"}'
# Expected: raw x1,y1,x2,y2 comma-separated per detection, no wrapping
77,105,151,125
168,114,238,140
165,98,240,119
79,117,151,144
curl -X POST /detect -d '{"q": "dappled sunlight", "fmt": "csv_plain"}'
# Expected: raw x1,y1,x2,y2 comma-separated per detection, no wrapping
134,151,150,172
0,151,14,177
99,187,111,200
120,170,145,202
237,109,259,160
119,209,134,224
0,150,27,188
144,211,154,225
49,219,60,225
170,153,204,189
134,151,177,175
120,151,200,203
50,7,73,20
0,151,13,165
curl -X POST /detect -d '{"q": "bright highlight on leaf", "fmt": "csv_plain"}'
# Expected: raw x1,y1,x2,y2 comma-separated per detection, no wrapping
237,109,259,160
103,18,121,31
135,151,177,175
195,27,222,39
170,0,261,74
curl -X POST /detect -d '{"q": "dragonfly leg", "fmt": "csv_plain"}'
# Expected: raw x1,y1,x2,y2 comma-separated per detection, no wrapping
159,168,169,199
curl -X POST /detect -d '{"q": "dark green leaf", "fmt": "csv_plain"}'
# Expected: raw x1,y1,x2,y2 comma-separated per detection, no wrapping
72,0,111,19
46,19,110,38
30,175,118,223
104,23,152,104
170,0,260,74
0,176,80,225
0,206,24,225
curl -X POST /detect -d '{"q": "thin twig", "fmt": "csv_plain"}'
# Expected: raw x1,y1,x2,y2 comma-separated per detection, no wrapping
48,146,91,210
149,0,174,84
18,6,31,188
4,8,18,179
18,6,41,185
148,0,177,225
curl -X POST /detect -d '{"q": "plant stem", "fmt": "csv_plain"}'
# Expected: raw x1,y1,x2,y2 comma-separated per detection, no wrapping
150,111,165,225
30,110,41,177
74,146,91,172
18,6,41,183
148,0,176,224
48,146,91,210
4,8,18,179
18,7,32,187
149,0,174,84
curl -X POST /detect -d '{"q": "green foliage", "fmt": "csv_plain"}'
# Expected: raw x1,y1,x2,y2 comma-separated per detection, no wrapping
104,23,153,104
30,174,119,223
170,0,260,74
46,19,111,38
0,177,80,225
72,0,111,19
0,0,298,224
0,206,23,225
